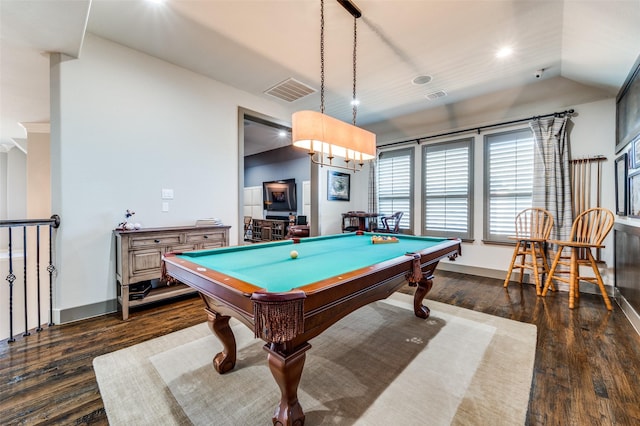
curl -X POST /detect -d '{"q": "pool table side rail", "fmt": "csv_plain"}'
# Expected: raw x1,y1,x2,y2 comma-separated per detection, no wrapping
293,239,461,345
162,252,257,324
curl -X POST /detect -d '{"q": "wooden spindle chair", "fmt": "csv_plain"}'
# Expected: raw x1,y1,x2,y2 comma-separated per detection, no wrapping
541,207,614,310
504,208,555,295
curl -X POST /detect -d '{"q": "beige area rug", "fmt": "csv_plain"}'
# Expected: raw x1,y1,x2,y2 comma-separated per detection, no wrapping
93,293,536,425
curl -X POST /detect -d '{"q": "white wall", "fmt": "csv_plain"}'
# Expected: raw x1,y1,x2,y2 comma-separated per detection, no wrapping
49,34,291,320
317,163,370,235
5,147,27,225
377,96,617,278
0,147,27,251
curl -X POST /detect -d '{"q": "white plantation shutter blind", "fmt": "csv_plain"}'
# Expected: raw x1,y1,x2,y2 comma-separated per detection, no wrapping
378,149,412,232
485,129,534,242
423,139,472,239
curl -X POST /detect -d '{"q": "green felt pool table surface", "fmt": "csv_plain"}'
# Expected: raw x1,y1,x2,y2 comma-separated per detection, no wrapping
175,232,450,293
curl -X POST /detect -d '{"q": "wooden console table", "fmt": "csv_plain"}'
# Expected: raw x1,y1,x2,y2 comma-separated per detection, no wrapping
114,225,230,319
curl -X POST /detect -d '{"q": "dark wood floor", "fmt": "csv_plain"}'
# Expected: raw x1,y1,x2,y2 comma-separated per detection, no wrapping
2,271,640,425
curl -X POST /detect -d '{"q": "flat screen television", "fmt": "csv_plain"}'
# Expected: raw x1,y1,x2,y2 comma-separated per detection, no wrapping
263,179,297,212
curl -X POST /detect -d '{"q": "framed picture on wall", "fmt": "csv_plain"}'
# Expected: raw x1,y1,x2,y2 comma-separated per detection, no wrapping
633,135,640,169
628,170,640,218
327,171,350,201
615,153,628,215
615,54,640,153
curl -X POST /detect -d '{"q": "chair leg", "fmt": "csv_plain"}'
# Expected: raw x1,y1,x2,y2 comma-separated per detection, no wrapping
585,249,613,311
535,242,554,292
518,242,528,284
542,246,563,296
504,241,521,288
530,243,542,295
568,248,579,309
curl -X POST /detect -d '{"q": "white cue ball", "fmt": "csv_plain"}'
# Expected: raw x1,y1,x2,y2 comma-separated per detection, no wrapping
290,250,299,259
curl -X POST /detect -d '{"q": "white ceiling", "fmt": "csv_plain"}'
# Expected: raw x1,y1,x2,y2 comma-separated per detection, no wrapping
2,0,639,154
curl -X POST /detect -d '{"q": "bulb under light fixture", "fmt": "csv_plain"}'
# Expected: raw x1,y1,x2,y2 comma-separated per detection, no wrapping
292,0,376,172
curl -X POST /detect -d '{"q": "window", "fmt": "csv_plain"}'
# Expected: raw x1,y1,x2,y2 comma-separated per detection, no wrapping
422,139,473,239
484,128,534,242
377,148,413,233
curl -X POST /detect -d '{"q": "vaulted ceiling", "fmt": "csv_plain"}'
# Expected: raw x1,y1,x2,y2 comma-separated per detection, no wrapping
2,0,639,153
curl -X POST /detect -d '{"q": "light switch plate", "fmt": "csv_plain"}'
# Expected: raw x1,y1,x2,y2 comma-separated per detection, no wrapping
161,188,174,200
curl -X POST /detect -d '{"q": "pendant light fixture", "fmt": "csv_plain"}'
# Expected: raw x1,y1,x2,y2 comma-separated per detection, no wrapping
292,0,376,172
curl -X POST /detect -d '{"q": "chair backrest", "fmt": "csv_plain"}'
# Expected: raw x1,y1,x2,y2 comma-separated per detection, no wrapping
514,208,554,239
382,211,403,233
569,207,614,245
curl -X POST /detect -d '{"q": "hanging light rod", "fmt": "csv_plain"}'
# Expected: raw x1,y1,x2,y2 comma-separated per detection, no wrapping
292,0,375,172
337,0,362,18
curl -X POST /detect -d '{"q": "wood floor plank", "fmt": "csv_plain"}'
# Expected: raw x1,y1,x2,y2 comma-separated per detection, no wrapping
1,272,639,425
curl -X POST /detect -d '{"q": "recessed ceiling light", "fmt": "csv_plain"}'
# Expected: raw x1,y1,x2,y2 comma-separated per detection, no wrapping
278,130,286,137
412,75,432,85
496,47,513,58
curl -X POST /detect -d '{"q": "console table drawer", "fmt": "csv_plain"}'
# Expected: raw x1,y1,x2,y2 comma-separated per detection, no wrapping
186,231,226,245
130,235,182,248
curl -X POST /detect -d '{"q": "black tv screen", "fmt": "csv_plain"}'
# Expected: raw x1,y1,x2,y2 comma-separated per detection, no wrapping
263,179,297,212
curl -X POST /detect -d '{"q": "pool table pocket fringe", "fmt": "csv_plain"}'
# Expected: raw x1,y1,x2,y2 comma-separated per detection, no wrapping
252,293,305,343
160,260,180,286
405,253,424,284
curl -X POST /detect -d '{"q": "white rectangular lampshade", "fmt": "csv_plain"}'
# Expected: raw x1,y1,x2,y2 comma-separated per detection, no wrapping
292,110,376,161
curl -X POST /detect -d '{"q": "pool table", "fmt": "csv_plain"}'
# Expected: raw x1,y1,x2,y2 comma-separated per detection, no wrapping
163,232,461,425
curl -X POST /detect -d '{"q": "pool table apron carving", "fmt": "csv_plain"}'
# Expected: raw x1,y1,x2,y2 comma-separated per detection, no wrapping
163,234,461,426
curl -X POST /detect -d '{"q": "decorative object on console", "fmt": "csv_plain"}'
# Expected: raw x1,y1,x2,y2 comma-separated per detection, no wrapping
116,209,141,231
196,218,224,226
291,0,375,172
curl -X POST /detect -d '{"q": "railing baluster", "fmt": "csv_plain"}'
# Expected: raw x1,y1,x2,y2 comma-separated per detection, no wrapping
1,215,60,342
36,225,42,332
7,227,15,342
22,226,30,337
48,222,56,326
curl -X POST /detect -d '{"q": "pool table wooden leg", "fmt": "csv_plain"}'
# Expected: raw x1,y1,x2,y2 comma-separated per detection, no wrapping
205,308,236,374
264,342,311,426
413,273,434,319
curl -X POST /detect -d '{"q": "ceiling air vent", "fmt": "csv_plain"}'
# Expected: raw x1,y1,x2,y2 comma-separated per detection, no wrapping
264,78,316,102
425,90,447,101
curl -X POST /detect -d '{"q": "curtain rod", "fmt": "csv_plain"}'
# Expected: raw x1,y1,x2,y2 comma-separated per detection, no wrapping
570,155,607,163
378,109,575,149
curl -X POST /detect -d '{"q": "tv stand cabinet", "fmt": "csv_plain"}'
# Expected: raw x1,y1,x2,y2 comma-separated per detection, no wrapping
114,225,230,320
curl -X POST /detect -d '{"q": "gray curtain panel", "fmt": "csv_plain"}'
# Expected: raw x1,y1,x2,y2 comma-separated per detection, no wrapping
530,115,572,242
